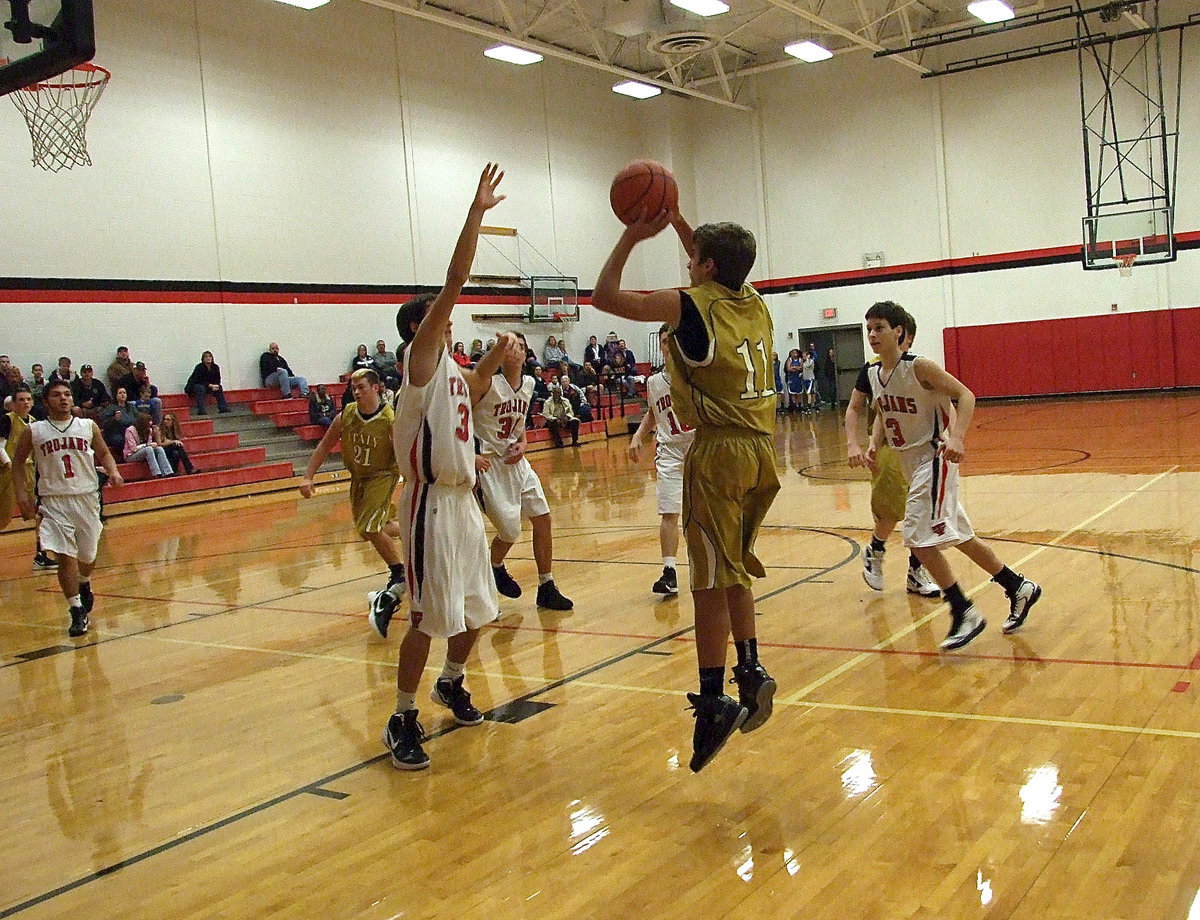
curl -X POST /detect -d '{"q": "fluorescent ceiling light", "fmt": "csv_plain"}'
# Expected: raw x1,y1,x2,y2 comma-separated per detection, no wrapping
483,44,544,65
668,0,730,16
967,0,1015,23
612,81,662,99
783,40,833,62
270,0,330,8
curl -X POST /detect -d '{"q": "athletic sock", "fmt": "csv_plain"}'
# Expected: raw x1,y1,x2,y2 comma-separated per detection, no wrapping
943,582,970,616
78,577,91,587
870,536,887,553
67,594,81,608
388,563,405,586
663,556,677,569
440,659,466,681
908,553,922,571
991,566,1023,595
734,638,758,667
538,572,553,586
698,667,725,697
396,690,417,713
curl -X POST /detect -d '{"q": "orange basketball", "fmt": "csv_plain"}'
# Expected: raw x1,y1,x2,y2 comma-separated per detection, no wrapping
609,159,678,225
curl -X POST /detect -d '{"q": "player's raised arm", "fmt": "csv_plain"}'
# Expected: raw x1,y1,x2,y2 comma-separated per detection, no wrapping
592,210,683,326
464,332,521,405
408,164,506,389
914,357,975,463
670,210,696,260
300,412,344,497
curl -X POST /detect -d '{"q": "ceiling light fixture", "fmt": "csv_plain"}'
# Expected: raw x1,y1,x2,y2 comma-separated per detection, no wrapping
612,80,662,99
783,40,833,62
668,0,730,16
270,0,330,9
967,0,1015,23
483,44,544,65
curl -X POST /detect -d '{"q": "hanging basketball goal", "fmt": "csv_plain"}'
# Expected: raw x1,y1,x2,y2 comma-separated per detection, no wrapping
8,60,109,170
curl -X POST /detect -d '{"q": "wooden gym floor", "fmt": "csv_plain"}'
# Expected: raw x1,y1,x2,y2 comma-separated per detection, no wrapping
3,391,1200,920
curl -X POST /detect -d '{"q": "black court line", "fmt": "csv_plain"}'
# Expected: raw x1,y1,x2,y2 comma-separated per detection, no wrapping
0,532,859,918
305,788,350,801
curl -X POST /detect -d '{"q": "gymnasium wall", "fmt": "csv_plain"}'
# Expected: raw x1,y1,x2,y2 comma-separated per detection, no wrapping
1,0,1198,398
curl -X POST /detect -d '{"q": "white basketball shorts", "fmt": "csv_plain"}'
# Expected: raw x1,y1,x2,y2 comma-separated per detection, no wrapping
477,455,550,544
38,493,103,564
655,441,688,516
896,441,974,549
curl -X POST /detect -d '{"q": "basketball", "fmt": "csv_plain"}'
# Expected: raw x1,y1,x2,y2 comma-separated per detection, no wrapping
609,159,678,225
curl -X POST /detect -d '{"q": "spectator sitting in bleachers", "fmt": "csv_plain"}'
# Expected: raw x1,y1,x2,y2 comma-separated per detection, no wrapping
543,335,567,368
607,350,640,398
47,356,76,387
158,413,198,474
101,387,138,454
309,386,336,429
27,363,48,419
524,341,541,374
260,342,309,399
584,335,605,370
350,344,374,374
0,356,12,404
187,351,231,415
559,375,592,423
469,338,484,364
124,412,173,478
577,361,600,407
451,341,472,369
132,384,157,420
117,362,163,423
70,364,110,419
1,363,23,409
543,384,579,448
602,331,621,368
372,339,401,388
106,346,134,394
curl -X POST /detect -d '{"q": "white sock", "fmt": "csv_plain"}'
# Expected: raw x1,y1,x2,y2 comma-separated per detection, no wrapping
441,660,465,681
663,557,677,569
79,578,90,587
395,690,416,713
538,572,553,586
67,594,82,609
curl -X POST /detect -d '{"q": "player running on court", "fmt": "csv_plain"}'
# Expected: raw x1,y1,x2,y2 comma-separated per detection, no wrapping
299,367,406,636
628,324,695,597
594,209,779,773
384,163,521,770
853,300,1042,651
475,330,573,611
12,379,123,637
844,308,940,598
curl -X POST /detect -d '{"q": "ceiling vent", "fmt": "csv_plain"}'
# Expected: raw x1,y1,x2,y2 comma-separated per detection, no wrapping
649,31,718,54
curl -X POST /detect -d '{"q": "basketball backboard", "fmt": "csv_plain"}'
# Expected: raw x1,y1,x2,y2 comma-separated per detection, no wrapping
0,0,94,96
1082,206,1176,270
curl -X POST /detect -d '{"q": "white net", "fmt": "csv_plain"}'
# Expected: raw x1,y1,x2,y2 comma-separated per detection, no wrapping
9,62,109,171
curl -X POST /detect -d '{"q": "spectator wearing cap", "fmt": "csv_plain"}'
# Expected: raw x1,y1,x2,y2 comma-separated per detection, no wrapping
259,342,309,399
70,364,110,419
117,362,163,424
107,346,134,393
186,351,231,415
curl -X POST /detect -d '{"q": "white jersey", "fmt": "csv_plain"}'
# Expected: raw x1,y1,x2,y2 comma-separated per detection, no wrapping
867,353,949,453
646,372,694,447
393,347,476,488
475,372,532,458
30,417,100,498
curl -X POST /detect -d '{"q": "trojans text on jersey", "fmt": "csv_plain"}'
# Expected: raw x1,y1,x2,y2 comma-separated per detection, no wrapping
491,396,528,418
876,394,918,414
39,435,91,456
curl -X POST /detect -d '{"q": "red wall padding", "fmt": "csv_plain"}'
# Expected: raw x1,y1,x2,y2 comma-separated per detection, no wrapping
942,306,1200,397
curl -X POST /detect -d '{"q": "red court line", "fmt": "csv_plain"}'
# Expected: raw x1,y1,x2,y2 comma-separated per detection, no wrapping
1173,681,1191,693
1189,650,1200,670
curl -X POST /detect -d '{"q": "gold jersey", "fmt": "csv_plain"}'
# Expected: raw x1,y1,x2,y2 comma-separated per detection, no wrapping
341,401,397,478
667,280,776,436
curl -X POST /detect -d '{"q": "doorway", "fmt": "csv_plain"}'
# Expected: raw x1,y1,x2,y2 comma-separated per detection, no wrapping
794,324,866,408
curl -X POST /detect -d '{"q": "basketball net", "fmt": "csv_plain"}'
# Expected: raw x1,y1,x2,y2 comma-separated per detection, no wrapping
8,62,110,171
1116,254,1137,278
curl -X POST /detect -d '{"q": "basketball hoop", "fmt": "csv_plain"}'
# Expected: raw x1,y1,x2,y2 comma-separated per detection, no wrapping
1116,254,1137,277
8,61,110,171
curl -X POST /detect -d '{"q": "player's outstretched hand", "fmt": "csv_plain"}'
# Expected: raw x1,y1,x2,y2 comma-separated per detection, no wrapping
623,207,671,242
474,163,506,212
494,332,524,364
628,441,643,463
936,435,965,464
299,479,315,499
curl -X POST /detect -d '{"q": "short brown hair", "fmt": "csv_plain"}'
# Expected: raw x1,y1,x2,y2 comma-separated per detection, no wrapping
693,222,757,290
396,292,437,343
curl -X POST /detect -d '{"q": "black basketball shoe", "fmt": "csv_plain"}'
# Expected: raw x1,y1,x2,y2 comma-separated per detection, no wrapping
687,692,748,773
368,585,402,639
68,606,89,638
536,580,573,611
493,565,522,599
32,551,57,572
651,566,678,596
731,661,777,733
382,710,429,770
79,581,95,615
430,676,484,725
1003,579,1042,634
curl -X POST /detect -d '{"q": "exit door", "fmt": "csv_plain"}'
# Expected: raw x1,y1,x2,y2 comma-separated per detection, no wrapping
795,324,866,407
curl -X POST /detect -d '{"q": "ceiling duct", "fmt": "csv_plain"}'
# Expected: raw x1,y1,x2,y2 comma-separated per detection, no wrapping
603,0,667,37
649,30,719,54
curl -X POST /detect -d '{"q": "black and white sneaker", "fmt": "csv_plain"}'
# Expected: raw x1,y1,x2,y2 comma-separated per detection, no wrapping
905,566,941,598
1003,579,1042,634
862,544,884,591
79,582,95,615
535,580,573,611
652,566,678,596
686,692,748,773
367,585,403,638
493,565,522,599
68,606,89,638
940,605,986,651
33,552,57,572
731,661,777,733
430,676,484,725
382,710,430,770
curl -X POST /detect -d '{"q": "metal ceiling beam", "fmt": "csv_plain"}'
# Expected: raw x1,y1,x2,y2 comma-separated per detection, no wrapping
356,0,752,110
762,0,930,74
